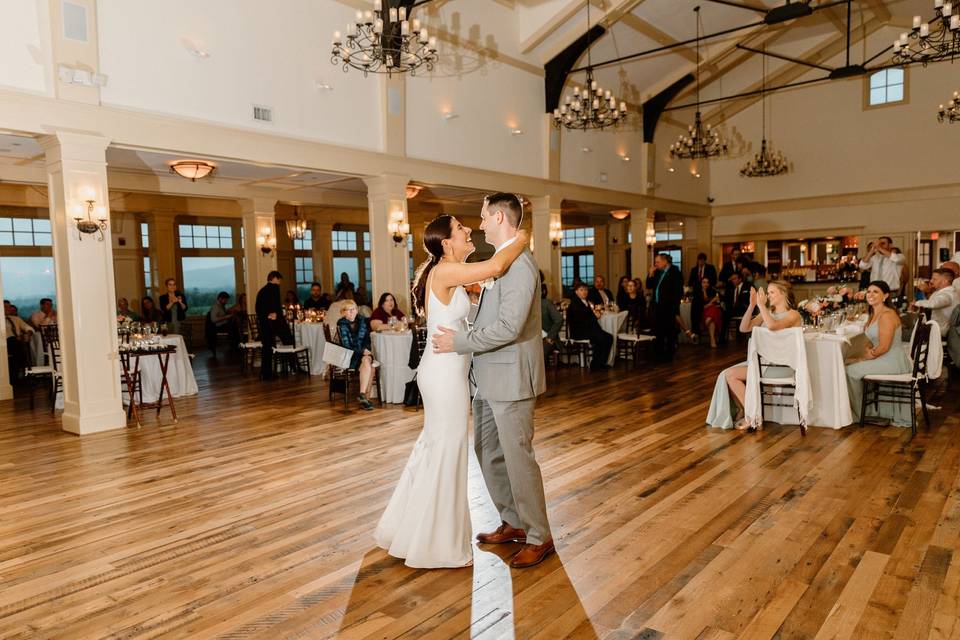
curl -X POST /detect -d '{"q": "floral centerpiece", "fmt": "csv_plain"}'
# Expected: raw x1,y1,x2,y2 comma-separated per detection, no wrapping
798,286,866,326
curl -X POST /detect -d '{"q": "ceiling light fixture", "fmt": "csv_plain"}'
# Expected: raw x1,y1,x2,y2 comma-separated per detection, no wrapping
938,89,960,122
740,46,789,178
331,1,438,77
552,1,628,131
670,6,728,160
510,128,524,135
609,209,630,220
893,2,960,66
169,160,216,181
285,205,308,241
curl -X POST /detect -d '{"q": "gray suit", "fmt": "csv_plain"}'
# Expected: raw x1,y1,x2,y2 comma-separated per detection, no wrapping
453,246,551,545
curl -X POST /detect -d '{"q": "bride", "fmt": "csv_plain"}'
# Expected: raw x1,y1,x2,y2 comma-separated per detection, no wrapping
374,213,527,568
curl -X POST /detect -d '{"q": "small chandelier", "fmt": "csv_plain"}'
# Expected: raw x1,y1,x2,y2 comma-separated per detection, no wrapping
552,1,628,130
331,1,438,77
893,2,960,66
938,89,960,122
285,206,308,240
740,48,789,178
73,189,108,241
670,6,728,160
170,160,215,181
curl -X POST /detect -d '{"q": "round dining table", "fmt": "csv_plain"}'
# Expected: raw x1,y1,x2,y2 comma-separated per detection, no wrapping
371,331,416,403
295,322,328,376
598,310,628,366
137,334,198,404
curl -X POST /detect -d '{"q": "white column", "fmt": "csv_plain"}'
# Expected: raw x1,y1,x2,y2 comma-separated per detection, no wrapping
530,196,562,299
0,272,12,401
364,174,411,313
311,220,334,294
630,208,656,283
241,197,278,313
608,220,628,283
40,132,125,435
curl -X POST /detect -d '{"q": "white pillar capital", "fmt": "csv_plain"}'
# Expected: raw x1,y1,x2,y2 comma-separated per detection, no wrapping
239,197,279,215
39,132,111,164
363,173,412,199
530,196,562,299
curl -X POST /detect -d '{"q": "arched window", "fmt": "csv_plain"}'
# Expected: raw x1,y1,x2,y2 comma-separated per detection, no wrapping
867,68,906,107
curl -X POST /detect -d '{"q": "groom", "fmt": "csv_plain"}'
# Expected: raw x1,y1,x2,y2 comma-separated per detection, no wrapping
432,193,554,568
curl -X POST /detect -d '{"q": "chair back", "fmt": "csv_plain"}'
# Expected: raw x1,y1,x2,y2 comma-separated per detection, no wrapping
909,319,932,380
46,330,62,373
414,326,428,357
246,314,260,341
751,326,803,370
40,324,59,364
622,313,642,336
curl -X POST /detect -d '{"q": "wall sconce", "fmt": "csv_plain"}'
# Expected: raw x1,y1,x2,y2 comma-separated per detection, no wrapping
72,187,108,241
388,210,410,246
256,225,277,256
549,219,563,248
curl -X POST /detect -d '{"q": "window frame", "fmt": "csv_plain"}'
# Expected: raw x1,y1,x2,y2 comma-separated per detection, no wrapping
174,216,245,315
863,67,908,110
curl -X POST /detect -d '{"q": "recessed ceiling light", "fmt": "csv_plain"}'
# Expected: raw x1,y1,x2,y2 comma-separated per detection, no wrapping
316,80,333,91
621,155,631,162
581,146,592,153
694,173,701,178
510,128,524,135
668,167,675,172
443,112,459,121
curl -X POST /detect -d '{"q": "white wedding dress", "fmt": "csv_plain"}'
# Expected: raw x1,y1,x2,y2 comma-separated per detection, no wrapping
373,284,473,568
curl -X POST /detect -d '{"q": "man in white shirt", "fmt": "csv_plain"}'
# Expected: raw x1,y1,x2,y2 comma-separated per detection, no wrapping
29,298,57,329
943,261,960,294
859,236,905,292
913,268,959,334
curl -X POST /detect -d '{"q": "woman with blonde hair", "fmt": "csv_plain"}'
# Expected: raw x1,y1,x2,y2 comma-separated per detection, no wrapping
336,299,375,410
706,280,802,431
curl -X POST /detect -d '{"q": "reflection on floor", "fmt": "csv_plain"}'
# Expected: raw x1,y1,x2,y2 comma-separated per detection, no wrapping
1,345,958,639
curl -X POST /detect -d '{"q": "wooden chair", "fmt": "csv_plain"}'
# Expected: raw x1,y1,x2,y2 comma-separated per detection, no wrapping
755,351,805,437
616,315,655,368
239,314,262,372
273,319,311,376
861,320,932,439
558,303,591,368
413,325,428,410
322,324,383,409
26,324,62,411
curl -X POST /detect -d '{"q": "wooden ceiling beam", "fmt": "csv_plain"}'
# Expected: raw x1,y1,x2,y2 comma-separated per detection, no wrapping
618,13,699,64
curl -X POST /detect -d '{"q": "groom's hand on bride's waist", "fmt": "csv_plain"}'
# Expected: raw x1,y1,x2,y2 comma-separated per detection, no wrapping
432,326,457,353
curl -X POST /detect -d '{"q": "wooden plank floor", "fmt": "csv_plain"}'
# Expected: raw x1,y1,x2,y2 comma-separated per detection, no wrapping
1,345,959,639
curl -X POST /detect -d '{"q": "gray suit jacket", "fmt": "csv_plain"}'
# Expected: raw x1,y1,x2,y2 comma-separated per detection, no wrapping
453,248,546,401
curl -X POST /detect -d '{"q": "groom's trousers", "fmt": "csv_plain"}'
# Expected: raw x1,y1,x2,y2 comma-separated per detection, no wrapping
472,391,552,546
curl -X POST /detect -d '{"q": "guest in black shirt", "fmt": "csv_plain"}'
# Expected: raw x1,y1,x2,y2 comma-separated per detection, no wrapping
567,282,613,371
158,278,188,333
255,271,292,380
541,284,563,362
302,283,330,312
587,275,614,307
620,278,646,329
688,253,717,330
615,276,631,310
718,248,742,285
140,296,163,324
724,272,751,318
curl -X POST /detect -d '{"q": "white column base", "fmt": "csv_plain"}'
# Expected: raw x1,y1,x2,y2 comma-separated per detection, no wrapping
61,405,128,435
0,383,12,401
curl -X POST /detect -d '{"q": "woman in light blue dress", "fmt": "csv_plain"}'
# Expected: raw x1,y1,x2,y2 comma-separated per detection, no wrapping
845,280,912,426
706,281,803,431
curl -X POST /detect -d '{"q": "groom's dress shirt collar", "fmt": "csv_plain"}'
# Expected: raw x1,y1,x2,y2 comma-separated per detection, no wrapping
493,235,518,256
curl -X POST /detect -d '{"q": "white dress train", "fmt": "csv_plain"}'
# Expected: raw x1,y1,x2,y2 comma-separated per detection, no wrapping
373,285,472,568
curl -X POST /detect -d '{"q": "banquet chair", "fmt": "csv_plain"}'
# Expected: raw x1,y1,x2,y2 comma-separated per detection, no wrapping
322,324,383,410
616,315,655,368
559,306,591,368
754,351,805,436
239,314,263,372
860,319,931,438
26,324,62,411
273,319,311,376
413,326,428,410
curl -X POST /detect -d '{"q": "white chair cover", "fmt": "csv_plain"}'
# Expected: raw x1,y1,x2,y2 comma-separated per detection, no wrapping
744,327,812,429
926,321,943,380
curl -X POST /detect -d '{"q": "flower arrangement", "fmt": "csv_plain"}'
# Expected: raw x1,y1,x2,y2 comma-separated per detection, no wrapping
798,286,867,325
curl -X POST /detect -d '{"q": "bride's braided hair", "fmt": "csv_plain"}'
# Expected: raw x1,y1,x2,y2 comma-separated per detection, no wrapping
411,215,454,317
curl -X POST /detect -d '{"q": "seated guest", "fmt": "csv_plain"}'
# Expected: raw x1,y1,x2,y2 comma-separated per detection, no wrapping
845,281,912,426
117,298,139,322
140,296,163,324
541,284,563,362
751,263,768,291
326,288,354,330
707,281,802,431
688,253,718,290
4,300,34,380
336,299,376,411
566,282,613,371
335,271,355,295
943,261,960,294
614,276,632,310
724,272,750,318
698,277,723,348
227,293,247,316
302,283,330,311
29,298,57,328
370,292,406,331
620,278,646,329
587,275,614,307
913,268,959,334
284,290,300,308
205,291,241,356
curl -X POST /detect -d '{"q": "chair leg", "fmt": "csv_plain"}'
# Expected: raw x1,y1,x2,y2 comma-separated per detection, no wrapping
859,380,869,427
918,381,931,430
909,385,917,439
376,369,383,407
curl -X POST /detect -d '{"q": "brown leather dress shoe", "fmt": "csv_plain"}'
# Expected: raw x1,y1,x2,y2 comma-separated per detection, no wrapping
510,539,555,568
476,522,527,545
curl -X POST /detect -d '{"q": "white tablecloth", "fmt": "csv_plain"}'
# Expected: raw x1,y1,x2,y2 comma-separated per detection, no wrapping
764,330,862,429
371,331,415,403
295,323,327,376
29,331,45,366
679,302,694,343
599,311,628,366
136,334,198,404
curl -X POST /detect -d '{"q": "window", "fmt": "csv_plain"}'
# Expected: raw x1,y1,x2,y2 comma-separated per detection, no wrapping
561,227,594,248
0,256,56,313
0,217,51,246
293,228,312,252
364,257,372,292
868,68,905,106
560,252,594,289
294,256,313,300
333,230,357,251
662,248,682,273
178,224,233,249
363,231,371,252
180,256,237,317
655,224,683,242
140,222,150,249
333,257,360,292
143,256,152,292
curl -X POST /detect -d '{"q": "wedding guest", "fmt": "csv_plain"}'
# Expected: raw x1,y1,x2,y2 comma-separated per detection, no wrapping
707,281,802,431
859,236,904,293
227,293,247,316
29,298,57,328
724,272,750,318
284,290,300,307
566,282,612,371
205,291,241,356
718,248,742,284
614,276,631,310
335,272,355,295
859,242,874,290
587,275,614,307
370,292,406,331
845,281,912,426
4,300,33,379
688,253,718,290
648,253,683,362
140,296,163,324
942,261,960,294
698,277,723,348
117,298,139,322
302,282,330,311
620,278,646,328
751,263,769,291
159,278,188,333
541,284,563,362
255,271,292,380
326,288,355,330
337,299,376,411
913,268,959,334
355,286,369,308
